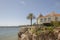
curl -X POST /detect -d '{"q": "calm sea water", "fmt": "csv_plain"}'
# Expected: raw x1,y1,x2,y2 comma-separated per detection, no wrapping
0,27,19,40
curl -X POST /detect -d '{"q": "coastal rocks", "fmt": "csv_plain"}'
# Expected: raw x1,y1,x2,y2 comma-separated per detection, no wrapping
18,27,28,40
21,31,32,40
48,31,56,40
32,34,38,40
19,27,28,33
18,27,60,40
57,31,60,40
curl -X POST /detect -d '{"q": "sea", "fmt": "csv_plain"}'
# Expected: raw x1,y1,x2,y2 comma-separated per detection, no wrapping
0,27,19,40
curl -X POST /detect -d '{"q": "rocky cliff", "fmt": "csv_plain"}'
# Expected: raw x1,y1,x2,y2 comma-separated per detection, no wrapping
18,26,60,40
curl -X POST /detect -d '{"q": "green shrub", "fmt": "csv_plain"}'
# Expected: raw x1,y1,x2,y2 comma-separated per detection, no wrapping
51,21,60,27
45,27,54,32
29,27,54,35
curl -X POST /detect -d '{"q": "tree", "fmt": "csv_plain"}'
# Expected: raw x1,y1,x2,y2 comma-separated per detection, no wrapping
27,13,35,26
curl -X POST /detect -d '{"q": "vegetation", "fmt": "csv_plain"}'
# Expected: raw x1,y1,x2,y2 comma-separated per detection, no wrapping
27,13,35,26
29,26,54,35
51,21,60,27
26,13,60,36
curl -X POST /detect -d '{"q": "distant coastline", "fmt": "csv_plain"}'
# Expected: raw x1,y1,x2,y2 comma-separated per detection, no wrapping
0,26,19,28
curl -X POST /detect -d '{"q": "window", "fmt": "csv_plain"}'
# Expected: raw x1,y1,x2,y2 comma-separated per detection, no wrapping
44,18,46,21
48,17,51,21
40,19,43,22
55,17,58,21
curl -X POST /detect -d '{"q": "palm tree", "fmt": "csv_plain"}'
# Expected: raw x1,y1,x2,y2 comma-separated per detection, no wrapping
27,13,35,26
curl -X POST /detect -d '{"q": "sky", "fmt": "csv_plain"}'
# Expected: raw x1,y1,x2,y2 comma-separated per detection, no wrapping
0,0,60,26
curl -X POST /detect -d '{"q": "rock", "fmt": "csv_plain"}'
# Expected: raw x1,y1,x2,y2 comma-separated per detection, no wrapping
18,32,22,38
18,27,60,40
19,27,28,33
18,27,28,38
57,31,60,40
20,31,32,40
48,31,55,40
21,34,27,40
32,34,38,40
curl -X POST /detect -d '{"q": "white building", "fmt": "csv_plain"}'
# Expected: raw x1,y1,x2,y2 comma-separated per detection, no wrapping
37,12,60,25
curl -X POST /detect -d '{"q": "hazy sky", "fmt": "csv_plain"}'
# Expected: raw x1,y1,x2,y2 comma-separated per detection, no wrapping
0,0,60,26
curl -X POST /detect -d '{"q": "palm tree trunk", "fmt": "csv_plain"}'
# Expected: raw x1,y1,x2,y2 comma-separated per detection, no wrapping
31,18,32,26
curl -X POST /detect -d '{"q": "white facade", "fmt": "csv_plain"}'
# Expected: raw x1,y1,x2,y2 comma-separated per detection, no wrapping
37,12,60,24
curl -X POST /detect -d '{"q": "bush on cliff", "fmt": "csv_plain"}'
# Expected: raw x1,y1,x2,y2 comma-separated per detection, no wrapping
51,21,60,27
29,27,54,36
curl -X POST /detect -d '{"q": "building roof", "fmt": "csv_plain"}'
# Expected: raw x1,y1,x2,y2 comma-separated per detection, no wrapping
38,12,60,18
46,12,60,17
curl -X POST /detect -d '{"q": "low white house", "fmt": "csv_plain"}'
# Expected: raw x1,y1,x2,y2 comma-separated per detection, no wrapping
37,12,60,25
